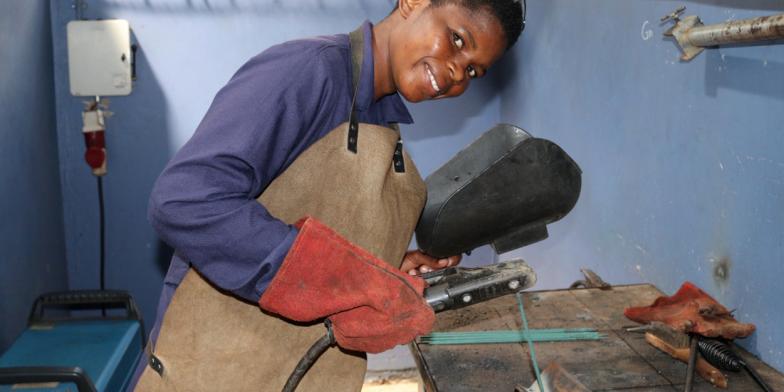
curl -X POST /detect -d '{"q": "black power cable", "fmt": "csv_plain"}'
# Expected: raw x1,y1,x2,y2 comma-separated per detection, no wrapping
97,176,106,291
97,177,106,317
281,322,335,392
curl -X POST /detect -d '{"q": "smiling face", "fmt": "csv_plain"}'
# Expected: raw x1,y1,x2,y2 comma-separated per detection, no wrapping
386,0,507,102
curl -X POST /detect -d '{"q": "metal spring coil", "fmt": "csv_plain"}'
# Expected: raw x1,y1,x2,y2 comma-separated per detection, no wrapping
697,338,774,392
697,338,743,371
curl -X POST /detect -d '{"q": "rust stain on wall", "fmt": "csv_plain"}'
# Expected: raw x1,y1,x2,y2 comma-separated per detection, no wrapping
713,256,732,286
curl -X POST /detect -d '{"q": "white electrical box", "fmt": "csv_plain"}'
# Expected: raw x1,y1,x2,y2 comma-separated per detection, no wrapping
67,20,132,96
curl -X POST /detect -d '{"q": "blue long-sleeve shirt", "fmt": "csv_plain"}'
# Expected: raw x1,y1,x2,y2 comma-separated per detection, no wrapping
149,20,412,307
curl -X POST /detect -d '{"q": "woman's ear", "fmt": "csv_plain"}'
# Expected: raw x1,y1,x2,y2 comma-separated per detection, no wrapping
398,0,429,19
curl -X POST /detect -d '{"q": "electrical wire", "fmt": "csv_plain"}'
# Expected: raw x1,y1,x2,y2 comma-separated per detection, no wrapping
98,176,105,292
281,321,335,392
97,176,107,317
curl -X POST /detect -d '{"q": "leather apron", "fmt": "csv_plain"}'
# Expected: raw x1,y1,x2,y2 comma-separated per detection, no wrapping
136,28,426,392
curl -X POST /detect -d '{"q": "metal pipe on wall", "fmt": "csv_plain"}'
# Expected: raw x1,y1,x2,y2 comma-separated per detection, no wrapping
689,14,784,46
663,8,784,61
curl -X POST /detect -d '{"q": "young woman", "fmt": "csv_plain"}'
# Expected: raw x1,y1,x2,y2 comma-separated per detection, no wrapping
132,0,524,390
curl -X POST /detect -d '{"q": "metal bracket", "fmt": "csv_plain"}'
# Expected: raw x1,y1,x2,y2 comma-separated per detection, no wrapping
661,6,685,39
569,268,611,290
661,6,686,24
661,7,705,61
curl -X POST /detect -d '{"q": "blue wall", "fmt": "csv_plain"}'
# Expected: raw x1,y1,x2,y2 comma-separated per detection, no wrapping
0,1,68,353
501,0,784,370
47,0,501,369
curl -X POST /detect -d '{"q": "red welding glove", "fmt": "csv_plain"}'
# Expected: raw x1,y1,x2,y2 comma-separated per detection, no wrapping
259,216,435,353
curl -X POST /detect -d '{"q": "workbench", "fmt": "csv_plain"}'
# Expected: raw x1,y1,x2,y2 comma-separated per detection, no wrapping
411,284,784,391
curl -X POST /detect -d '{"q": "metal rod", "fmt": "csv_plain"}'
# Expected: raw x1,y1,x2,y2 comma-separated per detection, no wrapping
684,335,698,392
517,291,545,392
687,14,784,47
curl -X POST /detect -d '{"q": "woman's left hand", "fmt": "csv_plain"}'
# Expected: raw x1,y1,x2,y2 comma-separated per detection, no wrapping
400,250,461,276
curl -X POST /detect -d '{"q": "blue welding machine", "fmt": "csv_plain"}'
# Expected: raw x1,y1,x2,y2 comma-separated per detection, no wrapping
0,291,145,392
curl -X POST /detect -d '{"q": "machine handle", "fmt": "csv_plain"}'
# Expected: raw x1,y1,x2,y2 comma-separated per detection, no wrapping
0,366,97,392
27,290,142,325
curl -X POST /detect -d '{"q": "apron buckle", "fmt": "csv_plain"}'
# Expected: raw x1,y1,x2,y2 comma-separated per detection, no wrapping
393,139,405,173
148,353,165,377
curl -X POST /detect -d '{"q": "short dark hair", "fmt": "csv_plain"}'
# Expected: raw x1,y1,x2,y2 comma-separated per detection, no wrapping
430,0,525,50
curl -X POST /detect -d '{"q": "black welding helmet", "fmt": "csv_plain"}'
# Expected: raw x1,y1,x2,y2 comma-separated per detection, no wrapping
415,124,582,258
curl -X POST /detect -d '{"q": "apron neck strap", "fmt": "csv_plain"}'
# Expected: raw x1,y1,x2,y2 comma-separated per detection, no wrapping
347,25,405,173
347,26,363,154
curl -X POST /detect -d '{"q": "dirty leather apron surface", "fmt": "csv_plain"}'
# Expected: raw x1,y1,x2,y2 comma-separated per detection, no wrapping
136,27,426,392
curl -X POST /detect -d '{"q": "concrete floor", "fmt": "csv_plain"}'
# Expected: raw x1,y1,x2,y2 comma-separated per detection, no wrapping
361,380,421,392
362,369,422,392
